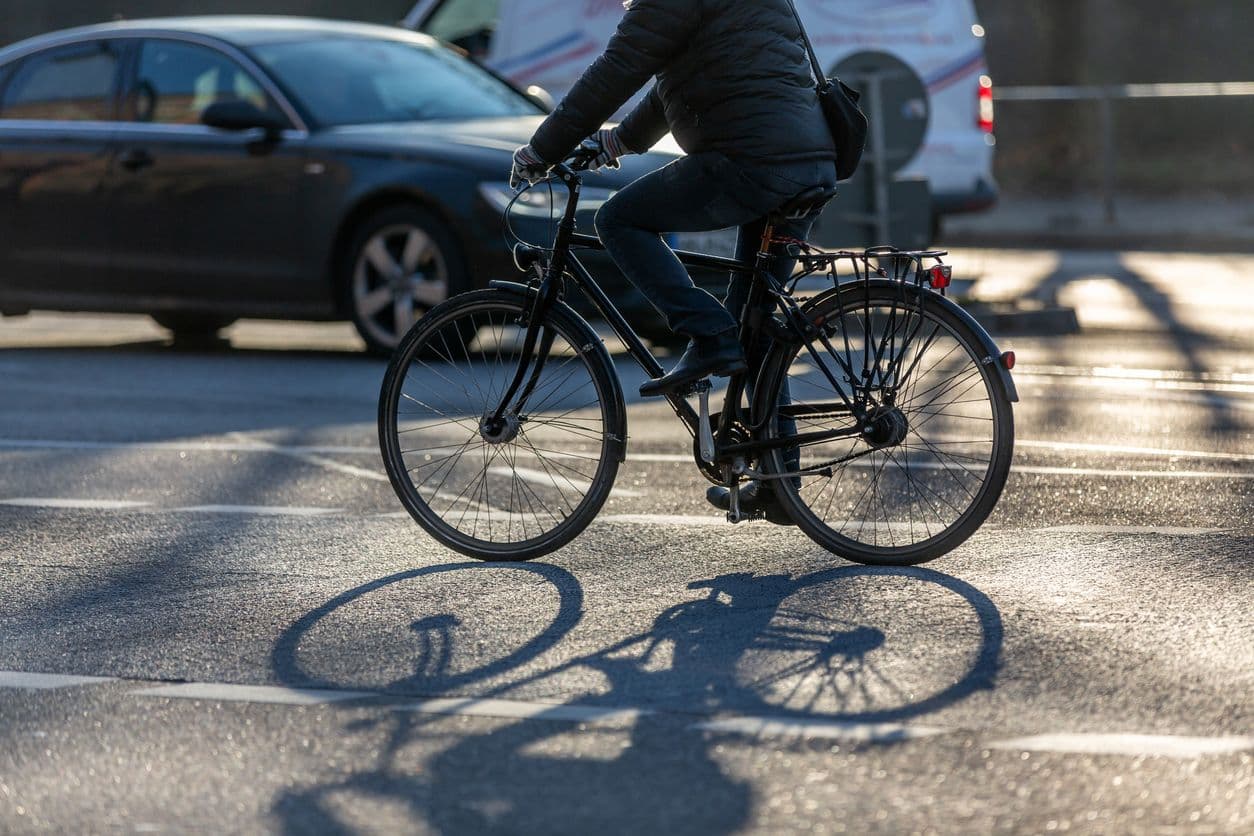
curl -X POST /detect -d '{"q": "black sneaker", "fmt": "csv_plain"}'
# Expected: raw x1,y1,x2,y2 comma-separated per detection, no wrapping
705,480,796,526
639,331,746,397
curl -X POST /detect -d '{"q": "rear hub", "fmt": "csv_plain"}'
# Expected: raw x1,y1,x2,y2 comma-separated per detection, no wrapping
860,405,909,449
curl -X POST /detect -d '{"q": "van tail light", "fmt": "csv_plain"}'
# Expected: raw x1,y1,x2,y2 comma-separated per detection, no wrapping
977,75,995,133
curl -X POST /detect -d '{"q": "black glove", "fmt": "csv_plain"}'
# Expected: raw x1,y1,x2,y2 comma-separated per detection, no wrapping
510,144,550,189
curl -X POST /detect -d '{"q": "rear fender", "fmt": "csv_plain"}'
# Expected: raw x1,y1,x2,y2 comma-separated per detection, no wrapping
802,279,1019,403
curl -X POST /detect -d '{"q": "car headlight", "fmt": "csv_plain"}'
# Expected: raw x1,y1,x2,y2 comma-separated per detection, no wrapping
478,182,616,218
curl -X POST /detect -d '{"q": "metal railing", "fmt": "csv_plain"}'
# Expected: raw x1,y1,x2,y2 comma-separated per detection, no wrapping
994,82,1254,222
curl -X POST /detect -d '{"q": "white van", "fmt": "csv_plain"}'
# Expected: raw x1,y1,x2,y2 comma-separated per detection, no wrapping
403,0,998,222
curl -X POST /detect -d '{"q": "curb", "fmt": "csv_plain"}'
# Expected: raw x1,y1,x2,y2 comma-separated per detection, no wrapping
961,301,1081,336
942,230,1254,254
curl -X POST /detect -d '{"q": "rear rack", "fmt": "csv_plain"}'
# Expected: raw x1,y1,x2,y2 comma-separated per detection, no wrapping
775,240,954,296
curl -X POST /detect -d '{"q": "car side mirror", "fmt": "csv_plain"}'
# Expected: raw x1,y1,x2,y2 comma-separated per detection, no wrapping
524,85,555,113
201,100,288,138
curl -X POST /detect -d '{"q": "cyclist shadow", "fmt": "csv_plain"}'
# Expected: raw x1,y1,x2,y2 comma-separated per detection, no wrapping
271,563,1002,833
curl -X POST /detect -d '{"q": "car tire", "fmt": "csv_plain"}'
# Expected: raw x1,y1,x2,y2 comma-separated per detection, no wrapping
341,205,467,357
151,313,236,345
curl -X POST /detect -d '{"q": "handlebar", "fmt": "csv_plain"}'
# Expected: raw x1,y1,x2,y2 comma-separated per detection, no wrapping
548,140,601,180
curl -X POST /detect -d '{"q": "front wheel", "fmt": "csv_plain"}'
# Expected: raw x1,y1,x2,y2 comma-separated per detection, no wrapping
379,290,625,561
757,283,1015,566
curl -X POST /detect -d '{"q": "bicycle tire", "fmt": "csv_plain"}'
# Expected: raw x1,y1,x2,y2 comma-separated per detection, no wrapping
379,290,625,561
756,282,1014,566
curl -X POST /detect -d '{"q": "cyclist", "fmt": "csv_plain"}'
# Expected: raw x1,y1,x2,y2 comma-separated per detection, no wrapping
512,0,837,523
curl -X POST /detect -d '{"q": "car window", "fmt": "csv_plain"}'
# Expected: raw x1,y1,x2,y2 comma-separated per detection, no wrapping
253,36,537,127
425,0,500,57
0,42,119,122
133,40,279,126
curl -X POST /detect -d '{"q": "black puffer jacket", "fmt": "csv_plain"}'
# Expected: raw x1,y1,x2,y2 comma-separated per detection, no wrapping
529,0,835,166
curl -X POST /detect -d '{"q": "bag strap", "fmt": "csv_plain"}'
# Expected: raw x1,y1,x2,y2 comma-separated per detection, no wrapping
785,0,826,89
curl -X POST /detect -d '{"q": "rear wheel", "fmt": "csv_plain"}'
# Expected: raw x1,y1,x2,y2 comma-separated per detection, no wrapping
757,284,1014,565
379,290,624,561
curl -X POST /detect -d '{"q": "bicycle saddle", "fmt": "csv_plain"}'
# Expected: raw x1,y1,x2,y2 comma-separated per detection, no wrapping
775,186,839,221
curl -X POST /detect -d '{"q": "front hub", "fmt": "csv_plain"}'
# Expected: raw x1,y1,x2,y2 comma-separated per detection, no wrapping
480,413,521,445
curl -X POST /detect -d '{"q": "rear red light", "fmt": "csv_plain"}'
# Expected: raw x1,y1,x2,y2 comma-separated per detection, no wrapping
978,75,994,133
1001,351,1016,370
928,265,952,289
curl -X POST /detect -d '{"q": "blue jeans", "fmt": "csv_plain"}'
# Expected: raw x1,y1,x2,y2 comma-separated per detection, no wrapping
595,152,836,340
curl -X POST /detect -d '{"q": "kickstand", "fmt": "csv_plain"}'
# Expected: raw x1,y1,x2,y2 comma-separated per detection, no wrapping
723,465,745,524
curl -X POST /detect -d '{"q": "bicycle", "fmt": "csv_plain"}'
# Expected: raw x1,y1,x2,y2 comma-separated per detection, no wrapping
378,144,1018,565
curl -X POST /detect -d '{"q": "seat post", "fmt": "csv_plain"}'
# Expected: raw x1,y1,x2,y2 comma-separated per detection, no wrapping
758,220,776,257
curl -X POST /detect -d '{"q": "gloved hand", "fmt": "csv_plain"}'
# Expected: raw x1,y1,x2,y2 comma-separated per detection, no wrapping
588,128,632,171
510,144,550,189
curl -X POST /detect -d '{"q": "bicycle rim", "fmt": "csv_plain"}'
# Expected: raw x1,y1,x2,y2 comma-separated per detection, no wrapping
761,286,1014,565
379,291,622,561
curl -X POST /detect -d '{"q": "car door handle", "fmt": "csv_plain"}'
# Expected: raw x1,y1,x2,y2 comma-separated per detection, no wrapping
119,149,154,172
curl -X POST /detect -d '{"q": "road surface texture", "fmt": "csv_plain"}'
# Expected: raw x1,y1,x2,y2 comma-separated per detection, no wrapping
1,249,1251,833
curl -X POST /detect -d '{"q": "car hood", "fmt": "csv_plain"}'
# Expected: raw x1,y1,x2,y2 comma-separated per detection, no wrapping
316,116,681,184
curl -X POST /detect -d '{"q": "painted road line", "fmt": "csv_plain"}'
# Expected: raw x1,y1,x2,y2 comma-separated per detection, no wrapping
135,683,372,705
0,671,115,690
695,717,948,742
224,432,388,483
5,436,1254,467
1010,465,1252,480
598,514,729,527
488,465,643,498
171,505,344,516
1040,525,1231,536
399,697,648,724
0,498,149,510
989,733,1254,759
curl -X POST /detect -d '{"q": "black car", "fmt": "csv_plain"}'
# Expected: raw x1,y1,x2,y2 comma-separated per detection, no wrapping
0,16,686,353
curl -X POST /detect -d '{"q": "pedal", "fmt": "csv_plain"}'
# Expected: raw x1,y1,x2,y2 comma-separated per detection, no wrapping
696,381,715,464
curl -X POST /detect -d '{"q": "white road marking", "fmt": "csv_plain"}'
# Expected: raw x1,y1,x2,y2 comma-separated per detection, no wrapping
399,697,648,724
488,465,642,498
0,498,149,510
1010,465,1251,480
989,733,1254,759
1040,525,1230,536
694,717,948,742
1014,438,1254,464
597,514,728,526
224,432,389,483
4,436,1254,468
135,683,371,705
171,505,343,517
6,668,1251,760
0,671,115,690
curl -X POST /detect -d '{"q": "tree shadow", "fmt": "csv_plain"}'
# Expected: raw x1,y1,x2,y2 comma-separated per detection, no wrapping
270,562,1002,833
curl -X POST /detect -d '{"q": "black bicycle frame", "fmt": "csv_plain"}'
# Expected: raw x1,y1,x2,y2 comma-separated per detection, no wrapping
488,159,869,463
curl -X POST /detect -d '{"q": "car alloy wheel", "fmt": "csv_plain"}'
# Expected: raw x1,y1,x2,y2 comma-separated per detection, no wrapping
351,221,450,352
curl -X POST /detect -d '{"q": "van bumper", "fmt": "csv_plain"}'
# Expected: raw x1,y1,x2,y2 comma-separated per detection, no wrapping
932,177,999,216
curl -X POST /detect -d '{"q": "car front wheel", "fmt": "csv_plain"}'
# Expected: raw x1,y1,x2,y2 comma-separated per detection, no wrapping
343,205,466,356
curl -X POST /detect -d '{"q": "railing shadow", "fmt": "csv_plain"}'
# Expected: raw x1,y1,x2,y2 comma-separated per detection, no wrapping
269,562,1003,833
1025,251,1236,435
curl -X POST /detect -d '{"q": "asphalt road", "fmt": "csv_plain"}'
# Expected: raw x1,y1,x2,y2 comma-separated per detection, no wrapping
1,249,1251,834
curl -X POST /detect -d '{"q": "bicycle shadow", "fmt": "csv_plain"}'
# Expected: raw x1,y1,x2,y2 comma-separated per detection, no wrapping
270,562,1002,833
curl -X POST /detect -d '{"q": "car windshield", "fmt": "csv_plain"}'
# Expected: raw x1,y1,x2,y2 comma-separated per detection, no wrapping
252,36,539,126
